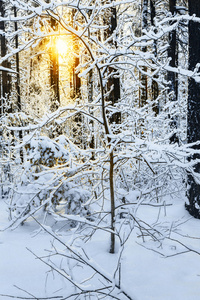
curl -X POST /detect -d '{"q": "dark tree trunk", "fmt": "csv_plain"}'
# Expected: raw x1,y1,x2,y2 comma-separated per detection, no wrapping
72,40,82,144
72,54,81,99
87,8,95,152
0,0,12,115
107,7,121,125
140,0,148,107
186,0,200,218
14,6,23,161
14,6,21,112
168,0,178,100
70,9,81,99
70,10,82,145
49,18,60,112
88,69,95,150
168,0,179,144
150,0,159,114
103,4,121,253
45,0,60,111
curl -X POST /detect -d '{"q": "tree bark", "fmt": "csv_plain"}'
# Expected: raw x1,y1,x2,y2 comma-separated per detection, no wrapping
168,0,178,100
106,6,121,125
14,6,23,161
140,0,148,107
104,4,121,253
150,0,159,114
0,0,12,115
168,0,179,144
109,150,115,254
186,0,200,218
49,17,60,111
70,10,82,145
45,0,60,111
14,6,21,112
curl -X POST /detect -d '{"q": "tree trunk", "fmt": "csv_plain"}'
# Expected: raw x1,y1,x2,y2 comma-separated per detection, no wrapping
70,10,83,145
150,0,159,115
106,6,121,125
14,6,21,112
102,3,120,252
109,150,115,254
14,6,23,161
49,18,60,112
86,8,94,151
88,69,95,151
168,0,178,100
140,0,148,107
45,0,60,111
0,0,12,115
168,0,179,144
186,0,200,218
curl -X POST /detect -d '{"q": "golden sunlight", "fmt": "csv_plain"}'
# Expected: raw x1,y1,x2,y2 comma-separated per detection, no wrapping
55,37,68,56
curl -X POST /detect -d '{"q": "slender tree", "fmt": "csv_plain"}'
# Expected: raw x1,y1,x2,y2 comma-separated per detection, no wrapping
107,6,121,125
168,0,178,100
103,3,122,253
14,6,21,111
71,39,81,99
70,9,83,145
150,0,159,114
49,17,60,111
45,0,60,111
14,5,23,161
186,0,200,218
140,0,148,107
69,9,81,100
168,0,179,144
0,0,11,115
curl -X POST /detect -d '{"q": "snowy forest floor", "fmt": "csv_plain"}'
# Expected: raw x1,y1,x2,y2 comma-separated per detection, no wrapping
1,194,200,300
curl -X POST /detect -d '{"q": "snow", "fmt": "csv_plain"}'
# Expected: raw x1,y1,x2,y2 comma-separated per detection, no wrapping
0,66,16,73
1,193,200,300
123,245,200,300
0,201,62,299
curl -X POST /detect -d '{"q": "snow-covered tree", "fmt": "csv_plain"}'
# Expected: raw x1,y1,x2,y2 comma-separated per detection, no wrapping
186,0,200,218
0,0,12,114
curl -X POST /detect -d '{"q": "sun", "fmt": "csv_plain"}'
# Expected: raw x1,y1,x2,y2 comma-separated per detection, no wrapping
55,37,68,56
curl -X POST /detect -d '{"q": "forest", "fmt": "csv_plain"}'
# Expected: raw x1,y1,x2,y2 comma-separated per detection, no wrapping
1,0,200,299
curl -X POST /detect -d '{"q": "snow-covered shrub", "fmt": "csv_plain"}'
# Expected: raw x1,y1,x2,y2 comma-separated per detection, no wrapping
0,113,26,199
10,135,91,223
114,139,186,208
11,179,90,219
63,184,90,216
25,135,69,168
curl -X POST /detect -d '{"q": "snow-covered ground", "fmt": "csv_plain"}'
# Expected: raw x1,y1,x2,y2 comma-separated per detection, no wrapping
1,195,200,300
0,200,64,299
